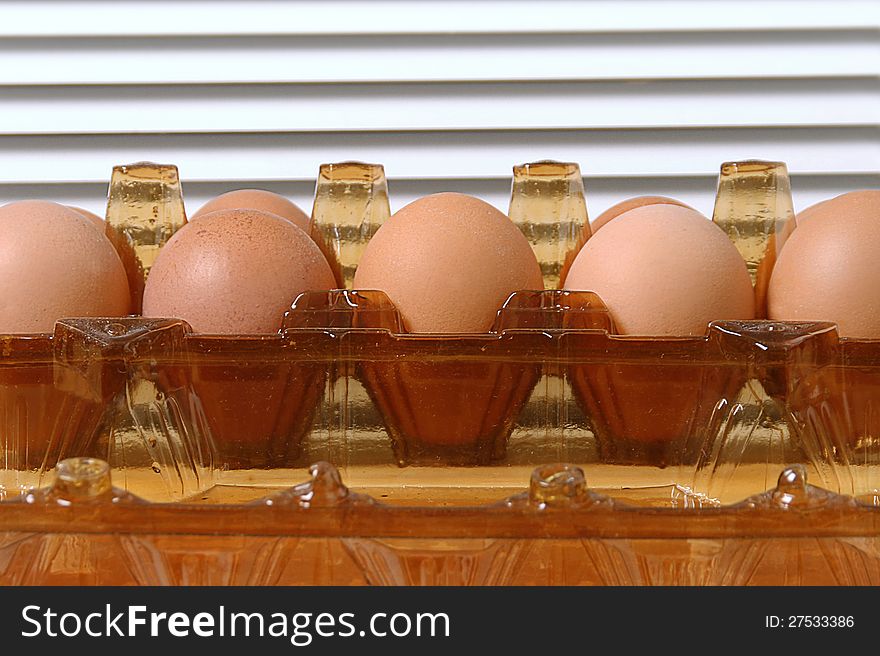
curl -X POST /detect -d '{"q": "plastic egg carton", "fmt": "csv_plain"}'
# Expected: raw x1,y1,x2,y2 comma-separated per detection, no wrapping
0,159,878,586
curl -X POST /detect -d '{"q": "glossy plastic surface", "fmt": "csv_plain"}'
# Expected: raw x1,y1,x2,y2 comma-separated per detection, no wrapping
712,160,795,318
309,162,390,289
508,160,590,289
0,158,878,585
2,459,878,586
104,162,188,312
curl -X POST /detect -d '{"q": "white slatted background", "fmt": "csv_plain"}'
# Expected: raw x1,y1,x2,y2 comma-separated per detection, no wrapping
1,0,878,219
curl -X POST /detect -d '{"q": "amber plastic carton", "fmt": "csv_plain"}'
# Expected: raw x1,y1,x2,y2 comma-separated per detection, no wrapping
0,318,194,497
782,334,880,501
2,458,879,586
1,158,879,586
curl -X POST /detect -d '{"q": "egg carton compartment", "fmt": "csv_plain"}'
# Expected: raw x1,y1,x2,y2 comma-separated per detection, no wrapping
0,317,211,499
2,457,879,586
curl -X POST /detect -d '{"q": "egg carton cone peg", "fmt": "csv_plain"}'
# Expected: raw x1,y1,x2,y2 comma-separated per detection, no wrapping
508,160,591,290
712,160,795,319
104,162,188,313
310,162,391,289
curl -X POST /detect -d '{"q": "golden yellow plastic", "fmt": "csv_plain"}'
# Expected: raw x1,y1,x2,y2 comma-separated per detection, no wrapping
508,161,591,289
104,162,188,312
3,459,878,585
310,162,390,289
3,158,880,587
711,160,795,317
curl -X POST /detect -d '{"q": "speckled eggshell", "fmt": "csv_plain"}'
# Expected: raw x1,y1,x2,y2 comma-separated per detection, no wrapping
143,209,335,334
591,196,692,232
352,193,544,333
0,200,130,333
565,204,755,335
192,189,311,234
68,206,106,232
768,190,880,337
793,198,835,224
794,191,878,226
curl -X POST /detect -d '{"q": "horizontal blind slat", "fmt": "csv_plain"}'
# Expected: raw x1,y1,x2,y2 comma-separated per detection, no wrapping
0,79,877,134
1,1,878,37
0,128,876,183
1,32,877,85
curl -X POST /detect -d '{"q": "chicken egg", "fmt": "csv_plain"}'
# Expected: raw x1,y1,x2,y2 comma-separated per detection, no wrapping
768,190,880,337
143,209,334,334
192,189,311,234
68,206,106,232
591,196,692,232
353,193,543,333
565,204,755,335
0,201,130,333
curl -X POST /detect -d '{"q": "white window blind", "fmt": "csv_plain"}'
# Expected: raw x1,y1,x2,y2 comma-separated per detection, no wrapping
0,0,877,218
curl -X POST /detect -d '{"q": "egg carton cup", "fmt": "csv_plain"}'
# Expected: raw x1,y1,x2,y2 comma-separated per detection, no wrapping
0,161,880,508
2,457,879,586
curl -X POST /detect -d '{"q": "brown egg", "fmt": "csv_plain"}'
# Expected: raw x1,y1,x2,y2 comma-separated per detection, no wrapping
68,206,106,232
591,196,692,232
192,189,311,234
794,197,835,223
768,190,880,337
0,201,130,333
353,193,543,333
565,204,755,335
143,209,334,334
793,191,879,226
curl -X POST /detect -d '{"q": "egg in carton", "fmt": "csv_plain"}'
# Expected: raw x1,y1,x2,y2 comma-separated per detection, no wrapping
114,158,789,500
2,158,879,507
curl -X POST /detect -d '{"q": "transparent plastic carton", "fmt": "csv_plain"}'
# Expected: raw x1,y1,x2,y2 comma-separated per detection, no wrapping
1,159,878,586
